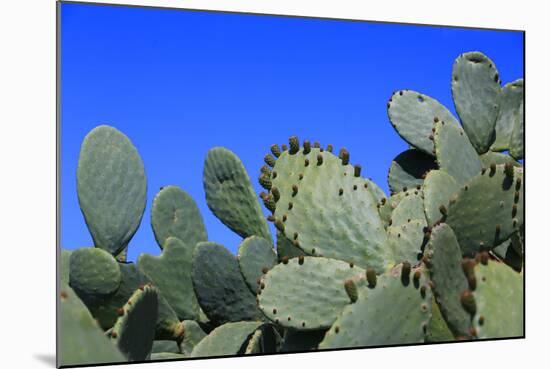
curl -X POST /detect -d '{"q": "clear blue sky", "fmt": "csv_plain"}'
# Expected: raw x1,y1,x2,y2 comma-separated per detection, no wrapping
60,2,523,261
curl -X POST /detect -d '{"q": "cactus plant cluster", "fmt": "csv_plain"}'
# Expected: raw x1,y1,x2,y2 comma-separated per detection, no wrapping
59,51,523,366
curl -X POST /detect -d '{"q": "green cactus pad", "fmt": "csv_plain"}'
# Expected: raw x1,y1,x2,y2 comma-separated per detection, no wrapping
319,264,432,349
138,237,201,321
509,100,524,160
276,231,307,261
237,236,277,293
69,247,121,299
446,165,524,255
365,178,387,204
492,79,524,151
151,186,207,249
77,125,147,256
379,190,413,227
270,146,389,270
280,329,326,352
387,90,460,155
388,149,437,193
479,151,521,169
424,224,471,337
258,257,365,330
192,242,263,324
390,193,426,227
387,220,425,266
422,170,460,227
60,249,72,284
149,352,186,360
190,321,263,357
59,283,125,366
151,340,180,354
110,285,158,361
179,320,207,356
203,147,271,240
470,260,523,338
425,298,454,342
451,52,501,154
433,120,482,185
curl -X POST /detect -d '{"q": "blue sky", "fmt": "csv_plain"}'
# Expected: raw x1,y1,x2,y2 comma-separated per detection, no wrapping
60,2,523,261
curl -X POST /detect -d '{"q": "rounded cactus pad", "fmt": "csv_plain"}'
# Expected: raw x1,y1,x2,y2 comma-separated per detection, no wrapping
388,149,437,194
179,320,207,356
387,219,426,266
151,186,207,249
138,237,201,321
387,90,460,155
203,147,271,241
422,170,460,227
190,321,263,357
237,236,277,293
470,260,523,338
433,120,482,186
59,283,125,366
390,192,426,228
492,79,524,152
77,125,147,256
192,242,263,324
424,224,472,337
269,142,390,271
319,264,432,349
69,247,121,299
446,165,524,255
110,285,159,361
258,257,365,330
451,52,501,154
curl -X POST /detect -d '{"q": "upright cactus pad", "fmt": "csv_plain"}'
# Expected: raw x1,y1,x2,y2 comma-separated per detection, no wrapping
319,264,432,349
451,52,501,154
390,193,426,227
237,236,277,294
138,237,201,321
77,125,147,256
110,285,159,361
387,220,426,266
387,90,460,155
446,165,524,255
422,170,460,227
192,242,263,324
59,283,125,366
203,147,271,241
509,99,524,160
492,79,524,151
151,186,207,249
388,149,437,193
190,321,263,357
268,139,390,271
258,257,365,330
69,247,121,299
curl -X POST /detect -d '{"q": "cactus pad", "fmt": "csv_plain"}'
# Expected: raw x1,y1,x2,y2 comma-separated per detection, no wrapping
422,170,460,227
110,285,158,361
319,264,432,349
424,224,471,337
509,100,524,160
190,321,263,357
451,52,501,153
77,125,147,255
69,247,121,299
60,249,72,284
258,257,365,330
388,149,437,193
446,165,524,255
59,283,125,366
138,237,201,321
276,231,307,261
151,186,207,249
492,79,524,151
390,192,426,227
192,242,263,324
387,90,460,155
387,220,426,266
425,298,454,342
270,144,389,270
179,320,207,356
151,340,180,354
237,236,277,293
433,120,482,185
203,147,271,240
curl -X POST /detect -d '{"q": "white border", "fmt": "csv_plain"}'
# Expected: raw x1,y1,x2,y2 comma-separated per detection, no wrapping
1,1,548,368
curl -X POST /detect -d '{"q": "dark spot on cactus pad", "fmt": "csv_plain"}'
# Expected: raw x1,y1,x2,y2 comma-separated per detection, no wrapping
380,198,386,205
304,159,309,167
311,248,316,254
513,219,518,228
489,163,496,176
429,134,434,141
339,188,343,196
260,283,265,290
494,73,499,82
317,154,323,166
353,185,357,190
397,233,401,238
282,256,289,264
439,205,447,216
434,117,439,123
299,174,303,180
366,268,377,288
272,171,277,179
478,316,485,326
349,262,354,268
275,319,279,324
401,262,411,285
298,255,304,265
289,136,299,154
464,185,469,191
339,148,350,165
388,219,393,226
282,215,287,222
302,322,306,327
421,303,428,312
481,168,487,175
354,165,361,177
117,308,124,316
292,185,298,196
287,316,291,321
138,284,145,291
514,192,520,204
335,326,340,333
111,332,118,339
365,183,369,189
420,286,426,298
344,279,358,303
275,220,285,232
288,202,293,210
469,327,477,337
417,95,424,103
260,165,270,174
480,252,489,265
504,163,514,178
460,290,477,315
293,232,298,240
303,140,311,154
515,178,522,191
292,240,300,247
262,267,269,274
256,278,261,285
512,204,517,217
271,144,281,157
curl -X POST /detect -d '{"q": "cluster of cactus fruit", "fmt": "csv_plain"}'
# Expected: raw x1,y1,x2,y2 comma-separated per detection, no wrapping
59,51,524,367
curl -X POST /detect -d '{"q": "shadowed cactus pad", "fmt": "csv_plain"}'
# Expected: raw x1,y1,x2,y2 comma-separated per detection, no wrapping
237,236,277,293
77,125,147,256
492,79,524,152
319,264,432,349
204,147,271,241
258,257,365,330
110,285,158,361
388,149,437,193
190,321,263,357
179,320,207,356
151,186,207,249
422,170,460,227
